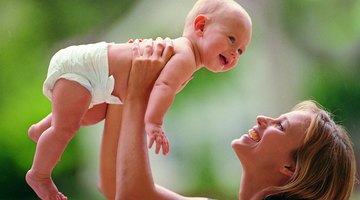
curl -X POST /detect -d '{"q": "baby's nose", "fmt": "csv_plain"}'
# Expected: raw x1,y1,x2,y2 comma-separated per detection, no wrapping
230,48,241,59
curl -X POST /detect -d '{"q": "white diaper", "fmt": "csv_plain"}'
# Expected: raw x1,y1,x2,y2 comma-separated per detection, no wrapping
43,42,122,108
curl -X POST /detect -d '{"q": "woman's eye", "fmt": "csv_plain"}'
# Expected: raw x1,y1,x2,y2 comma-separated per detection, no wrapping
277,123,284,131
229,36,236,43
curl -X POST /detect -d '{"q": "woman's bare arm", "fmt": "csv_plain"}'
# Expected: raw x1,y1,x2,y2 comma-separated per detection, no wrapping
98,104,123,199
110,39,208,200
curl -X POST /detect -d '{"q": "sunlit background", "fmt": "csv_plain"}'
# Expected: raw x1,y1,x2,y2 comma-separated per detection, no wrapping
1,0,359,199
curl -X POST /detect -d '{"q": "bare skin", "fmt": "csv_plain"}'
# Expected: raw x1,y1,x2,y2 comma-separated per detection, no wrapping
26,103,108,200
26,0,252,198
26,78,92,200
28,103,108,142
113,39,207,200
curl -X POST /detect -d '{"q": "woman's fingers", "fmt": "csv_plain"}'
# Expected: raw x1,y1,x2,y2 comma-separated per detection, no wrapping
128,38,143,44
131,39,141,57
162,37,174,62
143,38,153,57
153,37,166,59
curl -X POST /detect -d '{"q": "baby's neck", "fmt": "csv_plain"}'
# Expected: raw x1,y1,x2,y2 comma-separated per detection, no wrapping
181,34,203,69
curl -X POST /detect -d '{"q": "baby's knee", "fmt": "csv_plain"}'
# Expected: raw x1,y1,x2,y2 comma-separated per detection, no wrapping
53,122,81,140
82,103,107,126
28,125,39,142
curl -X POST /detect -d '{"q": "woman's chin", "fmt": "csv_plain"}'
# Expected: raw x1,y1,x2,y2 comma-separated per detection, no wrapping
231,136,257,161
231,137,246,159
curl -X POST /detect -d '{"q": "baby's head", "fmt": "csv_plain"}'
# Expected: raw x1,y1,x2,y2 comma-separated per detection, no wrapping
183,0,252,72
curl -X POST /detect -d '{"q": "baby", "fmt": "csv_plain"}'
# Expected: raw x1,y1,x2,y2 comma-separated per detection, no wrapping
26,0,252,199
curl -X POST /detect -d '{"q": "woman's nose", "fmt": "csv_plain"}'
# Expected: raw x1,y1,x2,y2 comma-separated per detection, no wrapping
256,115,270,127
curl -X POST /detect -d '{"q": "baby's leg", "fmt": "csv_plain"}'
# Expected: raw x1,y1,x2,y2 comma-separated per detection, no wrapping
81,103,107,126
28,103,107,143
26,79,91,200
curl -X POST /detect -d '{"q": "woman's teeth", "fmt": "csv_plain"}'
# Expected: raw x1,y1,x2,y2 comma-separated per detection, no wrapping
248,129,260,142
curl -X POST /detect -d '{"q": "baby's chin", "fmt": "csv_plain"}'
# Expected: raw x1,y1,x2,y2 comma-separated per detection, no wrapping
204,65,225,73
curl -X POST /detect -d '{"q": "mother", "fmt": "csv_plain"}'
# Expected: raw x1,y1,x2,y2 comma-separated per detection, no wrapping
98,40,357,200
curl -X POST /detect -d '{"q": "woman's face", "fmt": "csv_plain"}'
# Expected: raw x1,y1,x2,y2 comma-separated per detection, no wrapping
232,111,311,171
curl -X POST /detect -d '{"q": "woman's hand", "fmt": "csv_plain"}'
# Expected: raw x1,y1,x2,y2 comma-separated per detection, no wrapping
127,37,174,100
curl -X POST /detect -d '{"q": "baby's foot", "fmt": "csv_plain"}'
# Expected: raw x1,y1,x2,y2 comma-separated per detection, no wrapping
26,170,67,200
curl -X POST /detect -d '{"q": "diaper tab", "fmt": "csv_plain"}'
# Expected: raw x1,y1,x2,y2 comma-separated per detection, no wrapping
105,75,122,104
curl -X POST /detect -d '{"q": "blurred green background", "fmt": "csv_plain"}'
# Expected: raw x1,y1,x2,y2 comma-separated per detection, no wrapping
0,0,359,199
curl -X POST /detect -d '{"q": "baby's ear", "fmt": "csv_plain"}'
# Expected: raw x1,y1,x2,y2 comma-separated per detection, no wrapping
194,15,208,36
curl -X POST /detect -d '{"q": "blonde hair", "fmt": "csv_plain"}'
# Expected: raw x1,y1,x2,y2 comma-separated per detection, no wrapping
183,0,250,35
269,100,357,199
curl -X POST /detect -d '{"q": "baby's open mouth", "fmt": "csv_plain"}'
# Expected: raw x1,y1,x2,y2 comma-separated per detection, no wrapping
248,129,260,142
219,54,228,65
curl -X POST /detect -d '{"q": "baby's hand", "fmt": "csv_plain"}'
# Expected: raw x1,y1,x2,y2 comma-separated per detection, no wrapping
145,124,169,155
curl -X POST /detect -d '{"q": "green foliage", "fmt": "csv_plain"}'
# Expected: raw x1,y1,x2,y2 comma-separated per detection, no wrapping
0,0,138,199
281,0,360,53
305,67,360,127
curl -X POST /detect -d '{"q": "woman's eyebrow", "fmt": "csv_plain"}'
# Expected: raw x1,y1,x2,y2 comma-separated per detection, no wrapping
283,117,290,129
278,115,290,129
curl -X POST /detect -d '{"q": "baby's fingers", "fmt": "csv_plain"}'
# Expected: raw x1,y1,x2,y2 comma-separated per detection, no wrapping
162,135,170,155
155,136,163,154
148,136,155,149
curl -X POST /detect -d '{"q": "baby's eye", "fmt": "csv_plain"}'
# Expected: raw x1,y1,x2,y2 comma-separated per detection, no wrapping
228,36,236,43
237,49,243,55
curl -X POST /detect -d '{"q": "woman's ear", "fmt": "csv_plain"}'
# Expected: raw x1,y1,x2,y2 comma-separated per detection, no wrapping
194,15,208,36
279,163,295,178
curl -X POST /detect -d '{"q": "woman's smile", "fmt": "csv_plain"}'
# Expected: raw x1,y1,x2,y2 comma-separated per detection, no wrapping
248,128,260,142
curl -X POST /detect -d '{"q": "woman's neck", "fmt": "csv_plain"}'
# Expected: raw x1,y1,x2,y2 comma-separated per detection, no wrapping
239,170,279,200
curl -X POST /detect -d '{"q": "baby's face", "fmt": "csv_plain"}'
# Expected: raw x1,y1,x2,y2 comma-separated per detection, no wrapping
200,11,252,72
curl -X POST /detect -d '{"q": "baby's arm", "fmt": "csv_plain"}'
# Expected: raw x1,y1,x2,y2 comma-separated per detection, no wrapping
145,52,196,155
